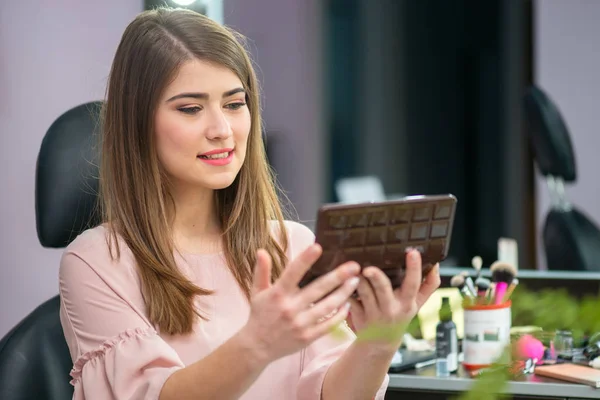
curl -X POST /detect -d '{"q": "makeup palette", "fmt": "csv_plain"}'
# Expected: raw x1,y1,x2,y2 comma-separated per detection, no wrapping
299,194,457,289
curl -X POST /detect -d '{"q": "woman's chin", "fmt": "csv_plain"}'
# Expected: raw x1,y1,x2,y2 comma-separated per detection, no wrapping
196,177,237,191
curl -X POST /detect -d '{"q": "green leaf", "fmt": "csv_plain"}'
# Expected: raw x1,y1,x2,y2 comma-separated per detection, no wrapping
355,322,408,343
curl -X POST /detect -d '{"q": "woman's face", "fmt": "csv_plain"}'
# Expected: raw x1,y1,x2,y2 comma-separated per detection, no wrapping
155,59,251,192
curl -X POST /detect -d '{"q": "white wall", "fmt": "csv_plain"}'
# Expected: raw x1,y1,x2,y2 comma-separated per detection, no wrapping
0,0,144,336
534,0,600,269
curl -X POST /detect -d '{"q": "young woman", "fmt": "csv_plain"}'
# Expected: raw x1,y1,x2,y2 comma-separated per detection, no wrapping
59,8,441,400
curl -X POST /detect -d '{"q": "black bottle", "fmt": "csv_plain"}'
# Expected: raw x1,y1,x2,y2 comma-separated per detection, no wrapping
435,297,458,376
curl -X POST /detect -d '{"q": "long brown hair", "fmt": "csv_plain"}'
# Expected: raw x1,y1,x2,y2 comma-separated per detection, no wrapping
100,8,289,335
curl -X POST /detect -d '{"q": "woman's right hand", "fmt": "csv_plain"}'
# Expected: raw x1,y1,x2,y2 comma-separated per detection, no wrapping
241,244,361,364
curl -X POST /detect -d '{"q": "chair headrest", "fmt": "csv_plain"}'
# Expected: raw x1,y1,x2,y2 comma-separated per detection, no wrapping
524,86,577,182
35,101,103,248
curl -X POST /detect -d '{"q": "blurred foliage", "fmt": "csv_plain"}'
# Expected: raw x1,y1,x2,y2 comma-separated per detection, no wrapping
354,322,407,343
511,284,600,345
454,346,512,400
455,284,600,400
331,284,599,400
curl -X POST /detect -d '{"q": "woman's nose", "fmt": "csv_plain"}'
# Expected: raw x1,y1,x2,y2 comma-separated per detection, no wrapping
205,108,232,141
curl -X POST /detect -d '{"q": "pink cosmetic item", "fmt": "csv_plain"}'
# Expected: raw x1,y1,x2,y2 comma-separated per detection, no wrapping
515,334,545,365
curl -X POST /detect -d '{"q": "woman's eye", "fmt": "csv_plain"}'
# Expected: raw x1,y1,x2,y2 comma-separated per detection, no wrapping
225,102,246,110
178,106,202,115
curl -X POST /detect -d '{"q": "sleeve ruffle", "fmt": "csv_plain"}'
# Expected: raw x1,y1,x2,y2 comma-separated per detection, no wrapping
69,326,184,400
70,327,156,385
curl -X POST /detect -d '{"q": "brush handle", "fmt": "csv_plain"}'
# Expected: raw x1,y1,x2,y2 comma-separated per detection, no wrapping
502,282,517,302
460,286,474,299
464,277,477,297
487,283,495,303
454,285,467,299
494,282,508,305
476,289,488,305
477,289,487,297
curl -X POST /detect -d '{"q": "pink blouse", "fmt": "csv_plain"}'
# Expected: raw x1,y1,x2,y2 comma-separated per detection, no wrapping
59,221,389,399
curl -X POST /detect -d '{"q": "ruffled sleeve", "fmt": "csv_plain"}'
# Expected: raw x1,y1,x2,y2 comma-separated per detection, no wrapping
59,239,185,400
69,327,183,399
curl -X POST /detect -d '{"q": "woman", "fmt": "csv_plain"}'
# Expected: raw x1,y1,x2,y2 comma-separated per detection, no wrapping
59,8,441,400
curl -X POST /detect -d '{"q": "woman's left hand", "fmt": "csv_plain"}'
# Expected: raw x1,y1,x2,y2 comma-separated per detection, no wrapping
348,249,441,353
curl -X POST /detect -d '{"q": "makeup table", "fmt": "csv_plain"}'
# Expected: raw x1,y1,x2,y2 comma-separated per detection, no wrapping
385,364,600,399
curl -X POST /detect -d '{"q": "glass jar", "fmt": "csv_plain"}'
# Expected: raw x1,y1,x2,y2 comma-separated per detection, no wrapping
554,330,574,360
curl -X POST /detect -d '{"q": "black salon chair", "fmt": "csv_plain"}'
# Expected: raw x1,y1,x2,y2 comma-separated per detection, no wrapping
0,101,103,400
524,86,600,271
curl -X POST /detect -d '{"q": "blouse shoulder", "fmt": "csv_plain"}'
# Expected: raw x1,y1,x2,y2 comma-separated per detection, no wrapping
60,224,139,289
272,220,315,259
63,224,113,259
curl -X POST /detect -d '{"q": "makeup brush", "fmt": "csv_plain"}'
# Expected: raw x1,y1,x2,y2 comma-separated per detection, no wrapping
503,278,519,302
490,261,517,305
471,255,483,280
474,277,491,304
460,271,477,298
450,274,475,301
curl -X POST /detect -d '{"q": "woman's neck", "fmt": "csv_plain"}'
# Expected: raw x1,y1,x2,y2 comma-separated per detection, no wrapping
170,185,223,255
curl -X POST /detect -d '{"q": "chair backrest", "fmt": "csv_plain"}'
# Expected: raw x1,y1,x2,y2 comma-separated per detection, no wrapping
524,86,577,182
0,101,103,400
0,296,73,400
544,209,600,272
36,101,103,248
524,86,600,271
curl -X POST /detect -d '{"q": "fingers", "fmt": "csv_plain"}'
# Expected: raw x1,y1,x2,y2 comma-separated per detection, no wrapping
362,267,395,315
252,249,273,294
416,263,441,308
395,250,422,303
347,297,364,325
306,301,352,339
356,275,380,318
348,297,364,315
299,261,360,305
277,244,322,291
298,274,360,325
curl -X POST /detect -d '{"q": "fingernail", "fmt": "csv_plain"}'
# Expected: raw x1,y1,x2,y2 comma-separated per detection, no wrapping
348,277,360,287
344,302,351,310
411,250,420,261
347,262,360,275
405,246,414,254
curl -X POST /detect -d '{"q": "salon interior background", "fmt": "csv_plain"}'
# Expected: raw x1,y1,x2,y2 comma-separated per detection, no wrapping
1,0,599,336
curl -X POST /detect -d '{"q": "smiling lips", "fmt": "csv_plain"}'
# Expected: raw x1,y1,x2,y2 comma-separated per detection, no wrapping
197,148,234,166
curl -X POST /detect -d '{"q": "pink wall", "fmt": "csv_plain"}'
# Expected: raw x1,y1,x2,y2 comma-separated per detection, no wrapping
0,0,144,336
0,0,326,336
224,0,327,223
